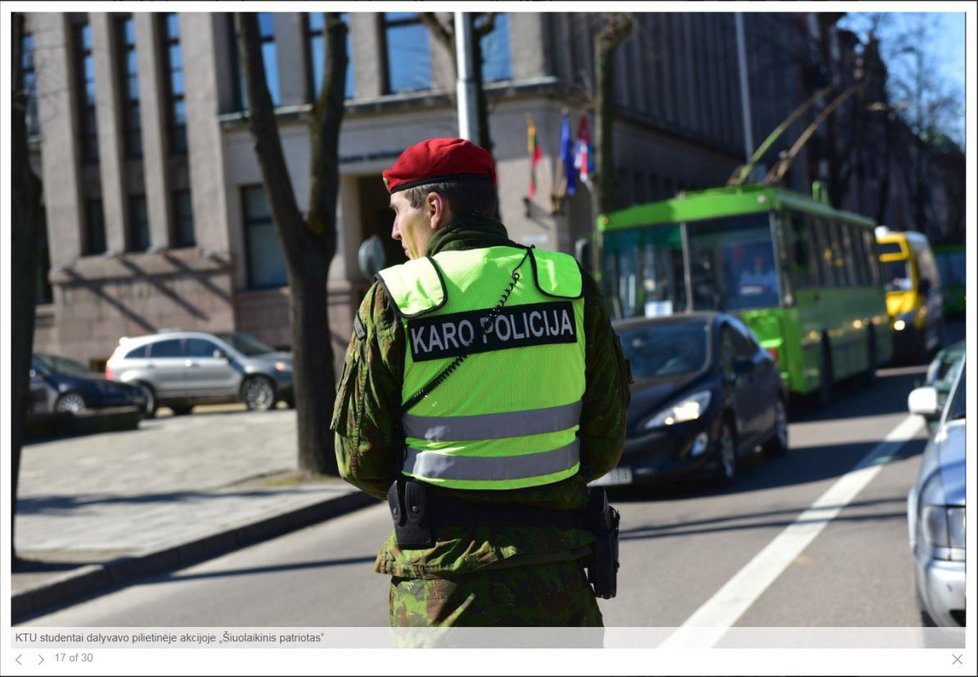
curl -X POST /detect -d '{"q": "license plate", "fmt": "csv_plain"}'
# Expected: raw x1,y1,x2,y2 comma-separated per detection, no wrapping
589,467,633,486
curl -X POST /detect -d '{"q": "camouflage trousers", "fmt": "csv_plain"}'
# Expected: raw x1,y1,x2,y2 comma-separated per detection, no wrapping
388,559,603,628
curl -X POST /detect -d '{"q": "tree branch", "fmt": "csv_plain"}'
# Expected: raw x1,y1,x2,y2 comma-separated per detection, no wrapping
308,13,348,238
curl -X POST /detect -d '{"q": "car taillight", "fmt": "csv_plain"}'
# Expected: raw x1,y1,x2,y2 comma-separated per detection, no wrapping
767,347,779,364
105,364,114,380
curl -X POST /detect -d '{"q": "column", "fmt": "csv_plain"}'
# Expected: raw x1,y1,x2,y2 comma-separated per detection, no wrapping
275,12,306,106
180,13,230,253
509,14,548,80
350,13,384,98
33,13,84,267
90,13,127,254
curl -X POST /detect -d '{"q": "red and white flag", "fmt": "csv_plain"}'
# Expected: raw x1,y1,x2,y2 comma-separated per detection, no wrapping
575,113,592,187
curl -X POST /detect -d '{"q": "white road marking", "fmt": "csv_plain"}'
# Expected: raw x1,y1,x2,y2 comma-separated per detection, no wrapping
659,414,923,648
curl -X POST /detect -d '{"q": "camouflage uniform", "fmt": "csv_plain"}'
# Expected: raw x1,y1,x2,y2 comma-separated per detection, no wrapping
331,216,631,627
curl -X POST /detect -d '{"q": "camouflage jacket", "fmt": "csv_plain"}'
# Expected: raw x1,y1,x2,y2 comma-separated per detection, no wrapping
331,216,631,579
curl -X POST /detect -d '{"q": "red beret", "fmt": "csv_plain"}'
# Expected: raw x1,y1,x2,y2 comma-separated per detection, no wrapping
383,138,496,193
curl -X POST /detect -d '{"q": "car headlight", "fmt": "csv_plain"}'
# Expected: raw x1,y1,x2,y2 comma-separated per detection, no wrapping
642,390,712,430
274,361,291,372
921,505,966,557
894,310,917,331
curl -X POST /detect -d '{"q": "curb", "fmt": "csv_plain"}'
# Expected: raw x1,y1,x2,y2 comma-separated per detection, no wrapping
12,491,377,624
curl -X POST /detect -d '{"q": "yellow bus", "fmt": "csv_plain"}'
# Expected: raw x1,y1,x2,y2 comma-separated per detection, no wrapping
875,227,945,362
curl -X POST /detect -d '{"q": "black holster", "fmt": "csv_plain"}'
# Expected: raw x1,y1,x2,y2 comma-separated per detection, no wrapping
584,488,620,599
387,477,434,549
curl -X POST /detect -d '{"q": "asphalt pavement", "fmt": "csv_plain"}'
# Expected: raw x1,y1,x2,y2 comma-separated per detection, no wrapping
11,404,376,623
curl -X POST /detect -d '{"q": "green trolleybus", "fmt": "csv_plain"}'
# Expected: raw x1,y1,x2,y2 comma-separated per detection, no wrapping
597,183,892,405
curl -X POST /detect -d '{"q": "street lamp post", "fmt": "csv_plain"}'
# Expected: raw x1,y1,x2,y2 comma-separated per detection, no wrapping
454,12,478,141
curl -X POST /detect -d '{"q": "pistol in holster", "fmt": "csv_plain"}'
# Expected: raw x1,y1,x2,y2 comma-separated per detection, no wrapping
584,487,621,599
387,477,435,549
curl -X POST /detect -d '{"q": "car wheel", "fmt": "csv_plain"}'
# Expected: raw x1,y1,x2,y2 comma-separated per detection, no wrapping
712,419,737,487
817,342,833,409
171,405,194,416
54,391,86,414
137,382,157,418
241,375,275,411
762,398,789,457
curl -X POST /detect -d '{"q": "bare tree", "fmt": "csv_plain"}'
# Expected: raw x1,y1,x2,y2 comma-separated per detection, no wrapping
839,12,965,232
234,13,347,475
11,12,44,561
885,16,963,232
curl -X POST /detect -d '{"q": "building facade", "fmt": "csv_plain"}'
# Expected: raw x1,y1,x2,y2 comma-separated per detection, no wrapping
24,11,824,371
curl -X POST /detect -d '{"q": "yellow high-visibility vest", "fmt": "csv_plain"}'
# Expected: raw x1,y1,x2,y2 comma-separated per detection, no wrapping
377,246,586,490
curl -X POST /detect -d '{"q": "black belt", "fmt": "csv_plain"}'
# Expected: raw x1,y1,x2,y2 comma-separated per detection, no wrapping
388,478,585,550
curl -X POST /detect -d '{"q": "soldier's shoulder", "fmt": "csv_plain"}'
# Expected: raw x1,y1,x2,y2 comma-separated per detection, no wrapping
357,280,399,335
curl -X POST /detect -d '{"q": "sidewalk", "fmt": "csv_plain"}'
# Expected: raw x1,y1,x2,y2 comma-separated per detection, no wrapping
11,405,375,622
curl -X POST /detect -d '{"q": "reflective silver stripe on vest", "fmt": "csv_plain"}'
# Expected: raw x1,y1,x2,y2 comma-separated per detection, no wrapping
402,401,582,442
404,440,580,481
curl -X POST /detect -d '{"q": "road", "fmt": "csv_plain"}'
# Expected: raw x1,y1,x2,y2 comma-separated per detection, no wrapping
21,360,937,636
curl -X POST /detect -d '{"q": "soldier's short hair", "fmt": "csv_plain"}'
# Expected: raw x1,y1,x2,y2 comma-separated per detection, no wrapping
401,180,498,220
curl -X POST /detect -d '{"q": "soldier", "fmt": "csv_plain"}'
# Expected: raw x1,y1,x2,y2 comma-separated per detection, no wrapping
331,137,630,631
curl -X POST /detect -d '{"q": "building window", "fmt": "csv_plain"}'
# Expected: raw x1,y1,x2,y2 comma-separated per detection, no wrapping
481,14,512,83
73,19,99,164
257,13,281,106
116,15,142,158
20,30,41,137
305,13,354,100
159,13,187,154
383,13,431,93
128,194,150,251
83,198,107,255
242,185,287,288
173,189,195,247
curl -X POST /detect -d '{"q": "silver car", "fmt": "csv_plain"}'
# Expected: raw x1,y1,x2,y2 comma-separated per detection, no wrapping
105,330,293,417
906,356,966,627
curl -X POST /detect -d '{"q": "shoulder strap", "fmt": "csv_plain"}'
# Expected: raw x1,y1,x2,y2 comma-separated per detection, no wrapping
376,257,447,318
530,249,584,298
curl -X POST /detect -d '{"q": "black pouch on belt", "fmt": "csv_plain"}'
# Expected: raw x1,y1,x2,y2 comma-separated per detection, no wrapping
584,487,621,599
387,478,435,549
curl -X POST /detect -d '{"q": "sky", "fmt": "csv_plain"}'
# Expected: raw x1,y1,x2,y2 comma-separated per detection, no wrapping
838,11,967,146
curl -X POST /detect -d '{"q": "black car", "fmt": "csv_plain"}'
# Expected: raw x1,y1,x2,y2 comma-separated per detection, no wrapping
30,353,147,415
593,312,788,488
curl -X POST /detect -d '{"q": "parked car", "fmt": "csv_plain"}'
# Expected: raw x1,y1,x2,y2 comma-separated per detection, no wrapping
906,356,966,627
918,339,965,435
30,353,147,415
592,312,788,488
105,330,293,417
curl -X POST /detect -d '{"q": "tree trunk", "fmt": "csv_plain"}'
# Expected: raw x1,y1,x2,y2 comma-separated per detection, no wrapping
11,12,43,561
235,12,346,475
593,14,633,218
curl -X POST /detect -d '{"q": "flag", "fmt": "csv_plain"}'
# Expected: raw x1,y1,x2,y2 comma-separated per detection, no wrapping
575,113,593,187
560,112,576,196
527,114,543,198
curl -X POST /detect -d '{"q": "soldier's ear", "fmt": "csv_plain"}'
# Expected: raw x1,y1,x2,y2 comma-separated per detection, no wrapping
426,192,452,231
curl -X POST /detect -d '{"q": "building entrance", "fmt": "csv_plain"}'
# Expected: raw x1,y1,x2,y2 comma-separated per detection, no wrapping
357,176,407,271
